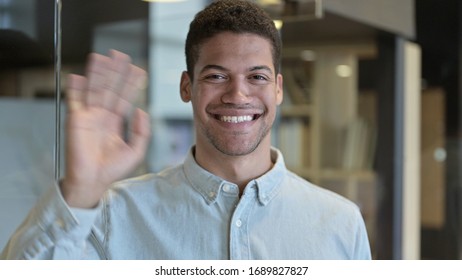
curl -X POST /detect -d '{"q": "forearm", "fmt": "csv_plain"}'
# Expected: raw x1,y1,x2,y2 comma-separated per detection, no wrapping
1,184,102,259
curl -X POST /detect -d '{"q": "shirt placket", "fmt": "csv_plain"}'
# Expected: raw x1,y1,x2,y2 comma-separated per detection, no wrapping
229,185,256,260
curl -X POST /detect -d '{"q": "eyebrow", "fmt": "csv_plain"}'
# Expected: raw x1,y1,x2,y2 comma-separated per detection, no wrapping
199,64,274,75
199,64,228,74
249,65,274,75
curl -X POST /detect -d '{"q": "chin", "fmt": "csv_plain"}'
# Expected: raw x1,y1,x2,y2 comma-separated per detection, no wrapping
213,141,261,157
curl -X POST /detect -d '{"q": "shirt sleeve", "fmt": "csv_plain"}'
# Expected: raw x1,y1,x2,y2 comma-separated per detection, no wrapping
352,209,372,260
0,183,102,260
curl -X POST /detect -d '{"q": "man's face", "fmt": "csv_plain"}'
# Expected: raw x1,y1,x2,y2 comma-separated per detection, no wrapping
181,32,283,157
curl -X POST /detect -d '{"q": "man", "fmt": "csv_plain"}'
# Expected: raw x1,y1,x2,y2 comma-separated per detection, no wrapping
1,0,371,259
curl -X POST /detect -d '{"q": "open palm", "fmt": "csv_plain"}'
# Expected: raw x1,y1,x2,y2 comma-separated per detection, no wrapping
62,50,150,208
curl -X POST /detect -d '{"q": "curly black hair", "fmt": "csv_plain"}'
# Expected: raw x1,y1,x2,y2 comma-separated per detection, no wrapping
185,0,282,78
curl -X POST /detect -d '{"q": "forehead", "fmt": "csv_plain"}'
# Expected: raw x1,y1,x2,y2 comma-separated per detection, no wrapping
196,32,274,67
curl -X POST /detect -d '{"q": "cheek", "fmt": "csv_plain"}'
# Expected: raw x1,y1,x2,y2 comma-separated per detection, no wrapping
263,93,280,109
264,96,280,123
190,94,210,120
192,87,219,109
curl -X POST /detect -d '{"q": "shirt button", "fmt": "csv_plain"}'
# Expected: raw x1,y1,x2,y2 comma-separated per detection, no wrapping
223,184,231,193
55,219,65,229
235,219,242,227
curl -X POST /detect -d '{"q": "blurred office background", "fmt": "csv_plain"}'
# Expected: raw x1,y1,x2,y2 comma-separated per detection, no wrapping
0,0,459,259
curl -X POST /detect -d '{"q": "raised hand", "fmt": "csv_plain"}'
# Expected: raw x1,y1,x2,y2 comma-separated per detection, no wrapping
61,50,151,208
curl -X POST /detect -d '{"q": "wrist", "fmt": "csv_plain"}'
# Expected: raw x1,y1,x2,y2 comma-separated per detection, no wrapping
60,179,101,209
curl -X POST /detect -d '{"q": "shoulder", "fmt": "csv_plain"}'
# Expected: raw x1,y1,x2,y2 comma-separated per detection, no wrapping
282,170,361,216
270,148,361,218
105,164,187,204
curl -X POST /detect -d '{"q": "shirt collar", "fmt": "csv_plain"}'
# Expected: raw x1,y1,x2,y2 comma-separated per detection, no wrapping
183,146,287,205
254,148,286,205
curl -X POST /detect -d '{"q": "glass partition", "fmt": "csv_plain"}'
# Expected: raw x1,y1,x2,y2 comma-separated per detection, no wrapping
0,0,57,249
0,0,207,251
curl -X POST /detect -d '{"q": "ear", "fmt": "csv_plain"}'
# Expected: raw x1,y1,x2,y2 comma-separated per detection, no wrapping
180,71,192,103
276,73,283,105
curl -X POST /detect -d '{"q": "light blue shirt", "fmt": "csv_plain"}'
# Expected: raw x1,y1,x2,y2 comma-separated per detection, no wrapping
1,147,371,260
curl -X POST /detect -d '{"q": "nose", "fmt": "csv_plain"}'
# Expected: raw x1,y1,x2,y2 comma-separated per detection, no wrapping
220,77,251,104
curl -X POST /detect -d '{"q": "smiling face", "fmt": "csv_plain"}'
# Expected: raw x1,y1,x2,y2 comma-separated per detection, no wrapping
181,32,283,158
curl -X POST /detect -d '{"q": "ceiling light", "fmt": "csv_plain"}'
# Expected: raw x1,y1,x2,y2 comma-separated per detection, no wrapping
273,20,283,30
257,0,283,5
336,65,352,78
142,0,185,3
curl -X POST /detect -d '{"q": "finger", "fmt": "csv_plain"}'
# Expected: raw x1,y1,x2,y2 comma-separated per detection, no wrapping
66,74,87,112
128,108,151,160
85,53,112,107
103,50,132,110
114,64,148,116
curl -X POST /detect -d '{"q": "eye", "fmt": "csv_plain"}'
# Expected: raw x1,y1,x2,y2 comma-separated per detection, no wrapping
254,75,266,80
204,74,227,81
249,74,270,83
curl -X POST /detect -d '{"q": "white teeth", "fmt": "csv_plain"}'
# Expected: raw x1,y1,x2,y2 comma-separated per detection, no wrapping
220,115,253,123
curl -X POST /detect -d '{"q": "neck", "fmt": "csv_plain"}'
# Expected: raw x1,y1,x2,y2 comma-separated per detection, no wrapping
194,142,273,193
